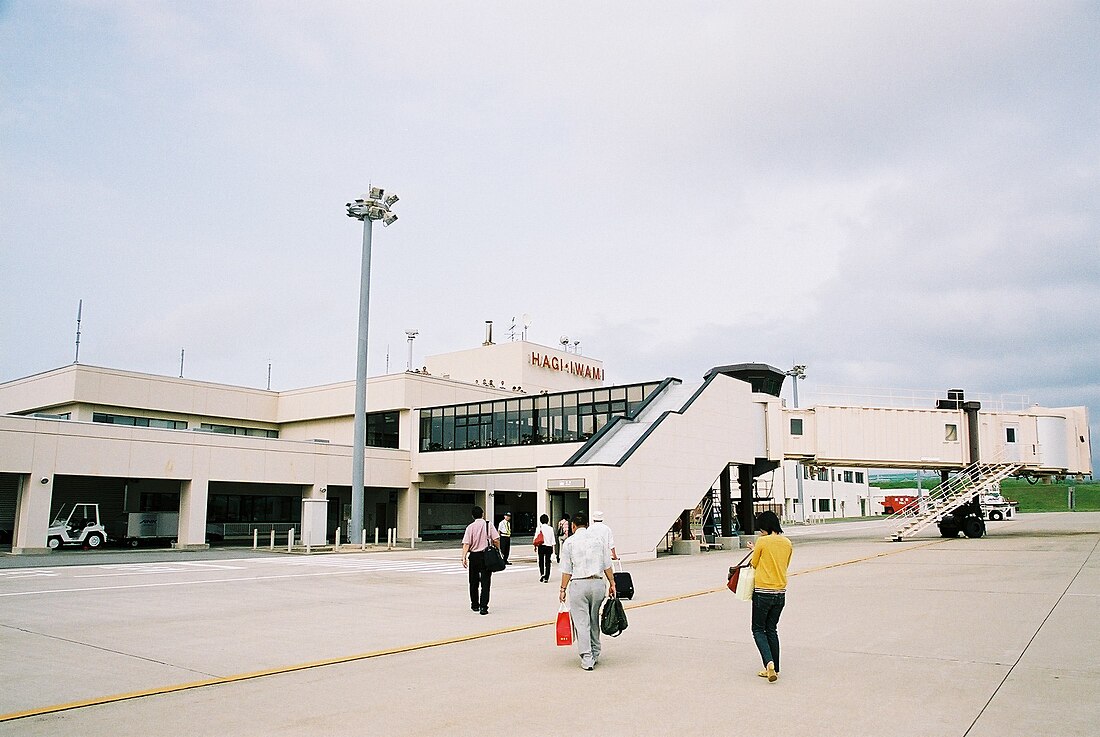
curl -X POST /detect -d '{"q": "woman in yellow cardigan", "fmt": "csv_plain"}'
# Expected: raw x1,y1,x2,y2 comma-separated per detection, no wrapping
748,510,793,682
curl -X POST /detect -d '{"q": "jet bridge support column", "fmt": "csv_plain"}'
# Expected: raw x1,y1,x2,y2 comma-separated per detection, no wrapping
719,465,734,537
737,464,755,535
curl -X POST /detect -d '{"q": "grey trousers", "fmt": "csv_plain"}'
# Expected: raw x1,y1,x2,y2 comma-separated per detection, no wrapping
569,577,607,664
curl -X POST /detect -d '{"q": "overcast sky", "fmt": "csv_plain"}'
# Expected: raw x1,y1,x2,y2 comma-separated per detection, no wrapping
2,2,1097,466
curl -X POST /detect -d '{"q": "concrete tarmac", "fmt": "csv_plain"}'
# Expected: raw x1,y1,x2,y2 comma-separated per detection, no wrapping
1,513,1097,736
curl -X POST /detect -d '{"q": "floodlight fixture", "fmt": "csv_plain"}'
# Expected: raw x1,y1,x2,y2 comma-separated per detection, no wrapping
369,186,384,200
382,212,398,227
384,194,399,207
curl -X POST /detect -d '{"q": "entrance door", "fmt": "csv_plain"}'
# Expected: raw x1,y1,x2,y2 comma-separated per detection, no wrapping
1004,423,1020,462
375,503,390,535
549,491,588,529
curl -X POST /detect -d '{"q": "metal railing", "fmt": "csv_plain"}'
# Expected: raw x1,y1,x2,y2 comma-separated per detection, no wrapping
208,522,297,540
807,386,1031,411
885,455,1022,540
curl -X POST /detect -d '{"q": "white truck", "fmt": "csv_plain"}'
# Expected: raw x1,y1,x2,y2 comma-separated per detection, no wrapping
47,503,108,550
980,492,1016,521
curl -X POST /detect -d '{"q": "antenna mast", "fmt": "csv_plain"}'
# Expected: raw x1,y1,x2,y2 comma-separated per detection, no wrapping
74,299,83,364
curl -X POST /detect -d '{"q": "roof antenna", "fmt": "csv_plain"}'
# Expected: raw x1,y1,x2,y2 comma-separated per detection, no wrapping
74,299,83,364
179,349,185,378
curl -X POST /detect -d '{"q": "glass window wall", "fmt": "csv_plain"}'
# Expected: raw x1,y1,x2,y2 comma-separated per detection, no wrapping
418,380,662,452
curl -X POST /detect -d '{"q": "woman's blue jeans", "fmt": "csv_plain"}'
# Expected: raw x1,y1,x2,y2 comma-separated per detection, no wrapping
751,590,785,670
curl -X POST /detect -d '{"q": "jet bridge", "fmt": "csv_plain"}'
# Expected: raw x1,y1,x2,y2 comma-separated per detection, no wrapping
537,367,1092,558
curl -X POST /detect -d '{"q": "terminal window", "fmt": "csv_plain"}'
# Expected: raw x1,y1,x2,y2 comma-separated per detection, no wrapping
201,423,279,438
945,424,958,441
418,381,661,452
94,412,187,430
790,418,803,436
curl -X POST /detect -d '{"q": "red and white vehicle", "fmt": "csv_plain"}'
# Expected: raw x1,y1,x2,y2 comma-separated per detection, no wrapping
881,495,919,515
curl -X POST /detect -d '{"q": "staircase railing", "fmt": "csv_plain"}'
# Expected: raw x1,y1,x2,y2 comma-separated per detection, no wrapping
886,455,1021,541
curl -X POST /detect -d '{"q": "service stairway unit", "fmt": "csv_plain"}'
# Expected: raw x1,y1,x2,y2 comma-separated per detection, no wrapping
886,459,1022,541
537,365,787,559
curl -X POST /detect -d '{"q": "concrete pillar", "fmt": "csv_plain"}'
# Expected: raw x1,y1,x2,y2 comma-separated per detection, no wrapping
397,485,417,541
175,477,210,550
12,473,52,554
484,477,496,521
738,464,756,535
719,464,734,537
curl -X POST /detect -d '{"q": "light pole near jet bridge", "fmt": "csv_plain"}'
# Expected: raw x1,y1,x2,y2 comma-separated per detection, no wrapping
787,364,807,522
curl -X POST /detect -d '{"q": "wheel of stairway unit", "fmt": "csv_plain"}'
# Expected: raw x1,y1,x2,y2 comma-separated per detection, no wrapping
963,516,986,539
938,517,961,538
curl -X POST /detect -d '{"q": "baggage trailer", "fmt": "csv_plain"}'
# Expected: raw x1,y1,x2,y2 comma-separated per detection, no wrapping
122,511,179,547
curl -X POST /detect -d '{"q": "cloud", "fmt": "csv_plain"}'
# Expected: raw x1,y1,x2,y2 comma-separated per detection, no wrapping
2,1,1097,468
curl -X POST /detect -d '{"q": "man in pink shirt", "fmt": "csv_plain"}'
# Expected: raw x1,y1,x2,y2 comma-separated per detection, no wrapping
461,506,501,615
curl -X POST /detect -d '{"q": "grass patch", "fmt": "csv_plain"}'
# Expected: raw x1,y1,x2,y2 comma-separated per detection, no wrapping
871,478,1100,512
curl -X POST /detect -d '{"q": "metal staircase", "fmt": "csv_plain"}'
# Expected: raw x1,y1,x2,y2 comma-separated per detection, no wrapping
887,459,1022,541
693,486,724,549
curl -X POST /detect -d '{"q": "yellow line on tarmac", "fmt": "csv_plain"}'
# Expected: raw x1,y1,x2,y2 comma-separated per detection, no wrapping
0,537,944,723
0,619,553,723
621,537,947,606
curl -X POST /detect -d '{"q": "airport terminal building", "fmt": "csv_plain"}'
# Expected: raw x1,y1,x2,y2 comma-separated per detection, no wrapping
0,338,1092,556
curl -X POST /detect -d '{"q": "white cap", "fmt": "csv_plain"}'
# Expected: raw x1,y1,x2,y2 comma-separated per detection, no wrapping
592,510,604,521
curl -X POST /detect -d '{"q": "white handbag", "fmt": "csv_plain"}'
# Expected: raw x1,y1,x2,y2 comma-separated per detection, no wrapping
735,565,755,601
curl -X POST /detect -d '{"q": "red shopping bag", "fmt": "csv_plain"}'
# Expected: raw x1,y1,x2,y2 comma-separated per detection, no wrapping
556,605,573,646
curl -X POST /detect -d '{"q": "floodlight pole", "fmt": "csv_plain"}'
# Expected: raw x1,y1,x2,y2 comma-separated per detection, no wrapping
787,364,807,522
346,190,399,545
350,216,374,545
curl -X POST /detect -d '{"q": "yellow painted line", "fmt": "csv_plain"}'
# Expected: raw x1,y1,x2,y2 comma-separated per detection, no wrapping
0,537,944,723
622,537,947,605
0,619,553,723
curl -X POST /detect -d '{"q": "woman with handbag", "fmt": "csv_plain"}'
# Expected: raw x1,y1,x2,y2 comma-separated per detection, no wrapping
747,510,792,682
533,513,556,582
556,514,571,563
461,506,501,615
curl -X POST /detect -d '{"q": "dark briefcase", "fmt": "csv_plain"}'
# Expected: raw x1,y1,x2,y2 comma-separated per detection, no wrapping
613,560,634,600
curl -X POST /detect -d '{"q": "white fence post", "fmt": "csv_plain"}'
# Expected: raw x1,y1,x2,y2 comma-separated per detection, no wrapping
361,528,367,550
253,529,258,550
288,527,295,553
335,527,341,551
269,529,275,550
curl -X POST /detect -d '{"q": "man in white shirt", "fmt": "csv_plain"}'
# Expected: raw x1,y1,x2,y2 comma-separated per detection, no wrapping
559,511,616,670
497,512,512,565
589,510,617,560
